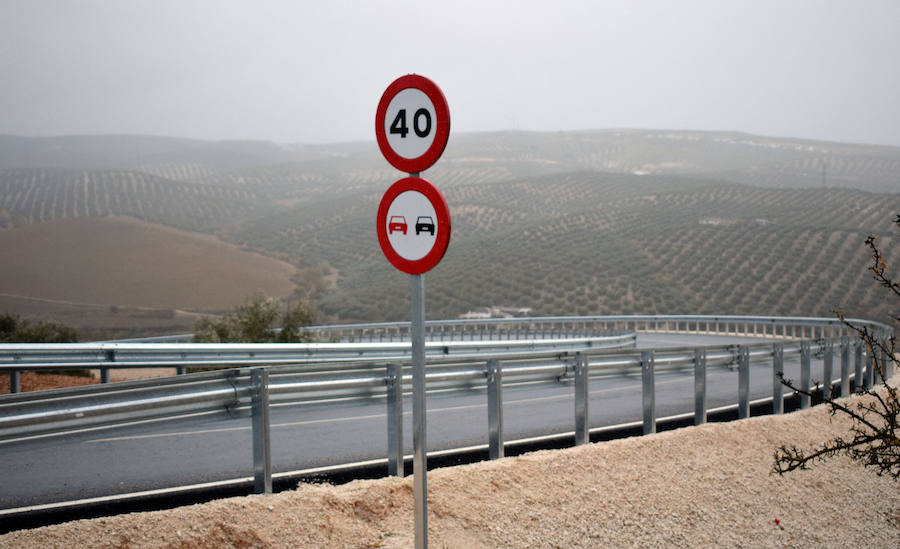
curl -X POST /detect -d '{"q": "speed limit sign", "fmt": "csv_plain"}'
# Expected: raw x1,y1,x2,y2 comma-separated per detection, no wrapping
375,74,450,173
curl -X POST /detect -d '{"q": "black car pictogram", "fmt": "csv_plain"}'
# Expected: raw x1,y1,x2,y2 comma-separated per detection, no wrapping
415,216,435,235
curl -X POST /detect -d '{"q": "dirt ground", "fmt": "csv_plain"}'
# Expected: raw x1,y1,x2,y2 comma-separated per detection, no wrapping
0,372,98,394
0,216,298,310
2,380,899,548
1,369,177,394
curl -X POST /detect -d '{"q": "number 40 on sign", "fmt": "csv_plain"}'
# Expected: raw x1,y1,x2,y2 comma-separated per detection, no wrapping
375,74,451,174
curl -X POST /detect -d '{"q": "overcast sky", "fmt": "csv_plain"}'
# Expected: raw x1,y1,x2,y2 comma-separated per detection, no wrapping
2,0,899,146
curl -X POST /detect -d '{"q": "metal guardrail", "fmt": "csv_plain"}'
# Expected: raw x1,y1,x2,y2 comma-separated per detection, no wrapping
6,313,871,385
0,332,635,388
0,315,893,497
101,313,867,344
305,314,871,342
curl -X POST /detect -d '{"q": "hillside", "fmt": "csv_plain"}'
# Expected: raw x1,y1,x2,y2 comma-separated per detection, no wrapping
247,171,899,323
0,130,898,335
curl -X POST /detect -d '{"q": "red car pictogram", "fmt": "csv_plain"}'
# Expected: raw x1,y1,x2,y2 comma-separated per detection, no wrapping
389,215,408,235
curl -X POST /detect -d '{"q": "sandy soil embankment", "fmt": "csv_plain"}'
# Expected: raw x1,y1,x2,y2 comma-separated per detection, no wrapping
2,388,899,548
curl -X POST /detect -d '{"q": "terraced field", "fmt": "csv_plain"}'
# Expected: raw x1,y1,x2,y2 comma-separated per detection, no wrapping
1,131,898,334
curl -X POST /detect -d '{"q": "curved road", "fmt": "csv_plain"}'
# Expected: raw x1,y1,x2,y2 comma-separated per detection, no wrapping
0,333,830,511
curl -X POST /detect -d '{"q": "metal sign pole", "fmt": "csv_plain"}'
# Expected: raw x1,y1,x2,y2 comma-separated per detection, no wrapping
376,75,450,549
410,272,428,549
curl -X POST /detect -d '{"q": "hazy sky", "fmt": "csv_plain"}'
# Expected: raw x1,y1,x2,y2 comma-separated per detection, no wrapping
2,0,899,146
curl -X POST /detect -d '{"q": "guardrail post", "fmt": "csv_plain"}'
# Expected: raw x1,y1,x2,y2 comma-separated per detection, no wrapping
176,366,186,376
694,348,706,425
840,336,850,396
884,343,894,379
251,367,272,494
738,346,750,419
386,363,404,476
823,340,834,399
574,353,589,445
9,370,20,393
854,339,864,391
800,342,811,409
772,343,784,414
864,346,874,389
101,349,114,383
641,351,655,435
487,359,504,458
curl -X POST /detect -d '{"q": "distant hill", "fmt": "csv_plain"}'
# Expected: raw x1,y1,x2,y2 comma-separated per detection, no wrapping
4,130,899,191
0,130,898,335
440,130,900,193
0,134,362,179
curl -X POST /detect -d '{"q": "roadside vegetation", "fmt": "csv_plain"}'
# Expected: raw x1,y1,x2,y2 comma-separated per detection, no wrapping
0,313,77,343
192,292,316,343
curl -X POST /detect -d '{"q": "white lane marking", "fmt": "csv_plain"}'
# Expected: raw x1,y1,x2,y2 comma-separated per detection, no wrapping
86,377,694,444
85,412,386,443
86,426,249,442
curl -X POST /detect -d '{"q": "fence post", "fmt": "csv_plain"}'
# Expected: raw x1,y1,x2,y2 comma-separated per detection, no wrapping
487,359,504,458
694,348,706,425
574,353,589,445
100,368,110,384
772,343,784,414
823,340,834,399
800,342,811,409
641,351,655,435
854,339,864,391
251,367,272,494
840,336,850,396
9,370,20,393
386,363,404,476
738,346,750,419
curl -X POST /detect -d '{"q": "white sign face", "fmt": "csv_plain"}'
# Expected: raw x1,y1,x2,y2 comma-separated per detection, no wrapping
383,88,437,160
384,189,438,261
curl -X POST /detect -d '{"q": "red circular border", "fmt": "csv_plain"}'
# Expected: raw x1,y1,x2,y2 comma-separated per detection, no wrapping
375,74,451,173
377,177,451,275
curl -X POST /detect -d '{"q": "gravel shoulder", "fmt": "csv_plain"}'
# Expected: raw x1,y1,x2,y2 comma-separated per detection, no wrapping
3,384,899,548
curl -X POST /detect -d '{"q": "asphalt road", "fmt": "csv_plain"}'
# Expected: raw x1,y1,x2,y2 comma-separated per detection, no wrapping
0,333,831,510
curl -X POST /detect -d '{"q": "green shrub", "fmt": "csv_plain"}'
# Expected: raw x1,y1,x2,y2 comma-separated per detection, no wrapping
193,293,316,343
0,313,78,343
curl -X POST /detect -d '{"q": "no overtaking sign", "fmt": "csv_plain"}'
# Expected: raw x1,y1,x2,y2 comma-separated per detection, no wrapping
376,176,451,275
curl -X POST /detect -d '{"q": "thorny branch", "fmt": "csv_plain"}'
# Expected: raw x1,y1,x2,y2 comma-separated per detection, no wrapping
773,214,900,479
